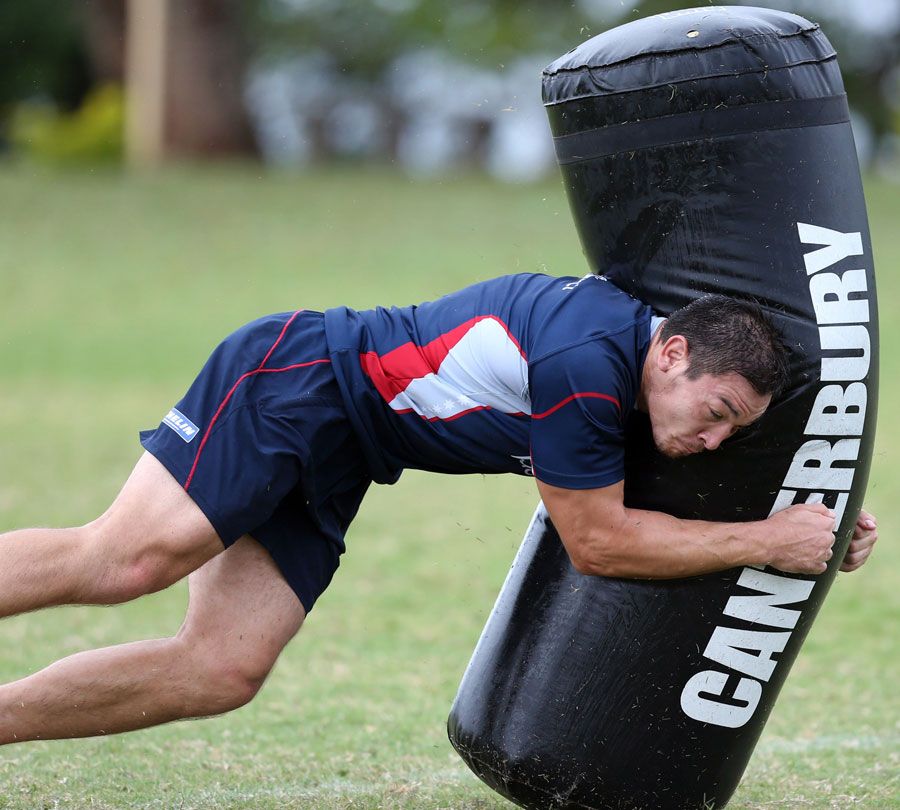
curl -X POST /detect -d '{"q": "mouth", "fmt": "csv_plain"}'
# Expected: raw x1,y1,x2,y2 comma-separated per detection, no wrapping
658,439,686,458
671,439,703,457
655,433,702,459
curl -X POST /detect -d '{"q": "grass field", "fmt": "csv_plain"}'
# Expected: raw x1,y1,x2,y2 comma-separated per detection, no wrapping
0,164,897,809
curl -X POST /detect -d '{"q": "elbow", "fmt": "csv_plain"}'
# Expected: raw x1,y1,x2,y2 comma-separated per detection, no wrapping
569,552,597,576
565,532,619,577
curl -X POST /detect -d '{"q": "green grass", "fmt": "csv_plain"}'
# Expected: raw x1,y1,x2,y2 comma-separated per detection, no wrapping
0,164,897,809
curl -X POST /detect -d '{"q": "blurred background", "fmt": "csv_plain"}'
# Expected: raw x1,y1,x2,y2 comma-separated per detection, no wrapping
1,0,898,179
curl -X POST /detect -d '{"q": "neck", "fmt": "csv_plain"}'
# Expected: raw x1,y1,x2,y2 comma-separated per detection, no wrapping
637,342,656,412
637,323,664,413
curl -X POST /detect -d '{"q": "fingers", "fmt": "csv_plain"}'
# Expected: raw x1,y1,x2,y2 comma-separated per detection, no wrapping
854,508,877,537
804,502,833,517
770,504,862,575
846,535,877,556
840,530,878,572
792,502,836,532
772,505,878,575
813,544,834,574
841,551,869,572
799,526,835,575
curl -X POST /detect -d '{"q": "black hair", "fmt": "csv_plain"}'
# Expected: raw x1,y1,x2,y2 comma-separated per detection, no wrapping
659,294,791,398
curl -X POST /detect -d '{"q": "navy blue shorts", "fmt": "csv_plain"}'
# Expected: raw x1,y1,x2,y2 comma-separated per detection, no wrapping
140,310,370,612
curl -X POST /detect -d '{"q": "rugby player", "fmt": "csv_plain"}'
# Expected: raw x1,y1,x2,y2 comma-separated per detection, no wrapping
0,273,877,743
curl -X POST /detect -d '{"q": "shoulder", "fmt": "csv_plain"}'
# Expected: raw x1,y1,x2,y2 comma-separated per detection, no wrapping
530,276,652,366
567,274,650,316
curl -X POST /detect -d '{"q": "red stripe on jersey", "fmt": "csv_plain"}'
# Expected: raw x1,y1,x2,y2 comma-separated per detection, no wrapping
360,343,433,402
531,392,621,420
359,315,525,404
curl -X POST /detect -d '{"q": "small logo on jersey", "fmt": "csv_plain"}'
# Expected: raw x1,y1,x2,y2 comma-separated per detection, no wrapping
563,273,606,292
511,454,534,476
163,408,200,443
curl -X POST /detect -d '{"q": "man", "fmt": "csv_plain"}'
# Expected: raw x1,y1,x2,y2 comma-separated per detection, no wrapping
0,272,877,744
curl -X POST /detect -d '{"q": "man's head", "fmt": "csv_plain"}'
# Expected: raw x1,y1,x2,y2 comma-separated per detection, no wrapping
639,294,790,458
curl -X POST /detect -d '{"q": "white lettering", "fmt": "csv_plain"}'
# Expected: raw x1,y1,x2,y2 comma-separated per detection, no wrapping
680,671,762,728
831,491,851,528
703,627,790,681
770,490,848,532
769,488,823,515
819,325,870,381
797,223,863,275
804,383,867,436
723,569,815,629
681,219,871,728
783,439,860,491
809,269,869,325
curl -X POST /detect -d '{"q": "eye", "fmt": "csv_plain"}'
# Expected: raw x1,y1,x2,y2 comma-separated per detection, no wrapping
709,409,723,421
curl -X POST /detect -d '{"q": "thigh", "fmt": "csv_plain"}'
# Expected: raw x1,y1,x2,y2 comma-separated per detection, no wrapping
179,534,306,676
91,451,224,578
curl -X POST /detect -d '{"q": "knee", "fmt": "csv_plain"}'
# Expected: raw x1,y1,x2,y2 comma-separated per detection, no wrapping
176,634,277,715
105,556,171,603
207,658,270,712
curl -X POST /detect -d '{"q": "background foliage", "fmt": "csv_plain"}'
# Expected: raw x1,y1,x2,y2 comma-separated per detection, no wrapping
1,0,897,169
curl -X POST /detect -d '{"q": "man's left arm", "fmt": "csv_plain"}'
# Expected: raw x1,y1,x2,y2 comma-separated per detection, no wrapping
841,509,878,572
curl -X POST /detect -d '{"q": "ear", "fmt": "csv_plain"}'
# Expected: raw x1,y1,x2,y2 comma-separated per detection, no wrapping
657,334,689,372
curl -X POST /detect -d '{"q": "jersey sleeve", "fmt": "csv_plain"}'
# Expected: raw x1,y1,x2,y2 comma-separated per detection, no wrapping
528,341,630,489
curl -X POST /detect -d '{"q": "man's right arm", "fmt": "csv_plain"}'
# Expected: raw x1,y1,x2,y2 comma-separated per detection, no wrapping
536,478,836,579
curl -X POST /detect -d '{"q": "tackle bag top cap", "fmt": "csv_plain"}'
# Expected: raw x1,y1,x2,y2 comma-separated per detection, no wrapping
543,6,835,105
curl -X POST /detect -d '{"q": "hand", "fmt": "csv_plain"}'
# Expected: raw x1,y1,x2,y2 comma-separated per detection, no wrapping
763,503,836,575
840,509,878,572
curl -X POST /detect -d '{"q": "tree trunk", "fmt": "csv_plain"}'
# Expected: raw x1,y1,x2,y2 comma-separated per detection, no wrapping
123,0,256,166
163,0,256,158
81,0,126,83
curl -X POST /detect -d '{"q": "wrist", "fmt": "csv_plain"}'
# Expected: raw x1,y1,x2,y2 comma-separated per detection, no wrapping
735,519,771,567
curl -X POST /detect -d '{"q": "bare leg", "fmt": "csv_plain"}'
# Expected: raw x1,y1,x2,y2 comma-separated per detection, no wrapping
0,535,305,744
0,453,223,618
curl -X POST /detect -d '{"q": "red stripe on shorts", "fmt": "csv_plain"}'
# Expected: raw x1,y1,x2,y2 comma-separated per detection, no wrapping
183,311,330,491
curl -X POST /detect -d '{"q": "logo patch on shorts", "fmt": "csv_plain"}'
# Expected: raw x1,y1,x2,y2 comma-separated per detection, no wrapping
163,408,200,443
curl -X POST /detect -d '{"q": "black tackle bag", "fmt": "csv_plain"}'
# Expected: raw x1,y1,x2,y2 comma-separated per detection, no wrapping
448,6,878,809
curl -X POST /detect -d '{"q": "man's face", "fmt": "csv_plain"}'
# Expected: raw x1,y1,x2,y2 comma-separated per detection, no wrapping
646,339,771,458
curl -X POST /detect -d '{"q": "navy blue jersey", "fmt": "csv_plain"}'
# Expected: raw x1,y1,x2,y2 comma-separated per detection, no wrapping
324,273,654,488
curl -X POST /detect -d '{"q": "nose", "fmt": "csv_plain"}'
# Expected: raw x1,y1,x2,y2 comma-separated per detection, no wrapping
701,424,733,451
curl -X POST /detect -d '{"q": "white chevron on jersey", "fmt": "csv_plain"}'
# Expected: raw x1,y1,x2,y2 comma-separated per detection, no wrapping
387,317,529,421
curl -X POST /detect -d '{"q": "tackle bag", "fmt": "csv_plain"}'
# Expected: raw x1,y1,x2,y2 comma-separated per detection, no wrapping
448,6,878,808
